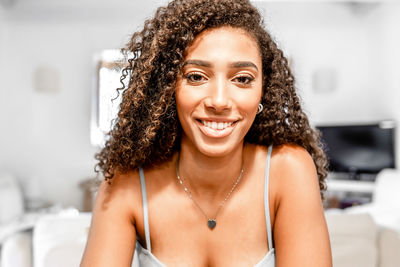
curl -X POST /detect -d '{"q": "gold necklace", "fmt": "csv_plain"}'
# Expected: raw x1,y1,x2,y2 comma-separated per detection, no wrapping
175,155,244,230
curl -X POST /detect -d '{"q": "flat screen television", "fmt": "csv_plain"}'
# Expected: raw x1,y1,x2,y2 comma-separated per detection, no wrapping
316,121,396,179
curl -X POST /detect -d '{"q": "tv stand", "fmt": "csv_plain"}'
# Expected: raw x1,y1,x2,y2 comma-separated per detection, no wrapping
330,172,377,182
326,178,375,193
324,172,376,209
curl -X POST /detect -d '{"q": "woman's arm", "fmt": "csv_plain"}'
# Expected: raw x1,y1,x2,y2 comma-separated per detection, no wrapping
80,173,138,267
272,145,332,267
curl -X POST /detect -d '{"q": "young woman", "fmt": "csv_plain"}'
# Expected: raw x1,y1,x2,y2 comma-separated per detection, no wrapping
81,0,332,266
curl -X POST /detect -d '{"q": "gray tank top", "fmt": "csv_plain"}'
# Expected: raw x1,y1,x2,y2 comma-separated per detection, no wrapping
132,145,275,266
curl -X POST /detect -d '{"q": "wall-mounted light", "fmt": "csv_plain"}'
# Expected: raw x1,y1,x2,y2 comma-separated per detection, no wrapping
33,65,60,94
0,0,15,9
312,67,337,94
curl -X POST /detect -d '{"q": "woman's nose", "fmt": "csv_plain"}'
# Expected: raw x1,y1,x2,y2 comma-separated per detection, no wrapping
204,77,232,112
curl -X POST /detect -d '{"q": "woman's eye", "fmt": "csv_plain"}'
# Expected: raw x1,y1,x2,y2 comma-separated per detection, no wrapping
233,75,254,85
185,73,206,83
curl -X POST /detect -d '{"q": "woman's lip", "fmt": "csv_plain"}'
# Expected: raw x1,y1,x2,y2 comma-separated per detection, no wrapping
196,120,237,138
196,118,238,123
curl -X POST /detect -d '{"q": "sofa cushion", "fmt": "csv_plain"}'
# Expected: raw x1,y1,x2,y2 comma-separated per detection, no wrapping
1,231,32,267
325,212,378,267
0,173,24,224
378,227,400,267
33,213,91,267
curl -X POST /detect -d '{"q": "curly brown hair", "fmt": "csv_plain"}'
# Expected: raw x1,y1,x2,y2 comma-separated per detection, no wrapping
95,0,328,197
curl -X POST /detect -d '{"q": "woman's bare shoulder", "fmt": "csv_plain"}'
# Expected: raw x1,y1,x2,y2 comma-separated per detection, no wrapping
269,144,332,266
248,143,320,213
272,144,316,176
98,170,141,195
251,143,312,166
94,170,142,219
270,144,318,194
81,170,142,267
251,143,318,205
272,143,313,163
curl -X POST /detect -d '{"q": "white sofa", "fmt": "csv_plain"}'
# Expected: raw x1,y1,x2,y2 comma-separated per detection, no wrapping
1,213,91,267
0,174,25,226
325,168,400,267
0,173,92,267
343,169,400,233
326,212,400,267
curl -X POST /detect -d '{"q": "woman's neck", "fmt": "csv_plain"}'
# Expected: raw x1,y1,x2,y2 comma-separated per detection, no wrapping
176,140,246,202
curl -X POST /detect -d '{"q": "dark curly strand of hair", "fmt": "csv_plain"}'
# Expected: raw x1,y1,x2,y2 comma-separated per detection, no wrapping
95,0,328,198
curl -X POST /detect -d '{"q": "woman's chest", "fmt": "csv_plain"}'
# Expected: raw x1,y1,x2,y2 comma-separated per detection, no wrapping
135,188,270,266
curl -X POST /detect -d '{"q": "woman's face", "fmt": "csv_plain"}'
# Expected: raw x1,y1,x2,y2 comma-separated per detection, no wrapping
176,26,263,157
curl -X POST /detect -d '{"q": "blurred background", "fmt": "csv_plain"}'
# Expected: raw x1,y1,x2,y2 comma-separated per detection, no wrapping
0,0,399,266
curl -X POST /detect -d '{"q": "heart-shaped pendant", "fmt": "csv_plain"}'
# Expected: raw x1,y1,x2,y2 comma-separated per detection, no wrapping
207,219,216,229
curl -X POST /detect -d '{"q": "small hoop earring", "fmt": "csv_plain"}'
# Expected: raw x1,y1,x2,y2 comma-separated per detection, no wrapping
257,103,263,114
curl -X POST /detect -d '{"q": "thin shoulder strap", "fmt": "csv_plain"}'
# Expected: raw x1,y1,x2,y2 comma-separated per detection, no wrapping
264,145,274,251
139,167,152,252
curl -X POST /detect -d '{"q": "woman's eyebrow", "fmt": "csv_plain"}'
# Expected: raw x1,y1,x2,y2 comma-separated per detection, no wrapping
183,59,258,71
229,61,258,71
183,59,212,68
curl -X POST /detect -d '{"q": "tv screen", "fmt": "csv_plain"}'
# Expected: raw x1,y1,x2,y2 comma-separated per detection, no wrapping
317,122,396,175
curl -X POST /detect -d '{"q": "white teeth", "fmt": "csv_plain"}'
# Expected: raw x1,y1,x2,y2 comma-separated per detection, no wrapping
202,121,233,130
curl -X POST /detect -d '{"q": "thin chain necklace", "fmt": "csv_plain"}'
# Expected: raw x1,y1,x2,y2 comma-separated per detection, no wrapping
175,155,244,230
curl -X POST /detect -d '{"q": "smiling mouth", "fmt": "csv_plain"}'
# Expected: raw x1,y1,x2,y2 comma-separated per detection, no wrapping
200,120,234,130
194,118,239,138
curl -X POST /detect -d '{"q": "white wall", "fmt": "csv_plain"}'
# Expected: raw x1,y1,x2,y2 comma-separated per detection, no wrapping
257,1,400,168
0,9,8,169
0,0,163,209
380,3,400,169
0,0,399,209
258,2,392,123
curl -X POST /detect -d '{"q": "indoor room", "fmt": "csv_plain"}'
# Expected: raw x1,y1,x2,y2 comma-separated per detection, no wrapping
1,0,399,266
